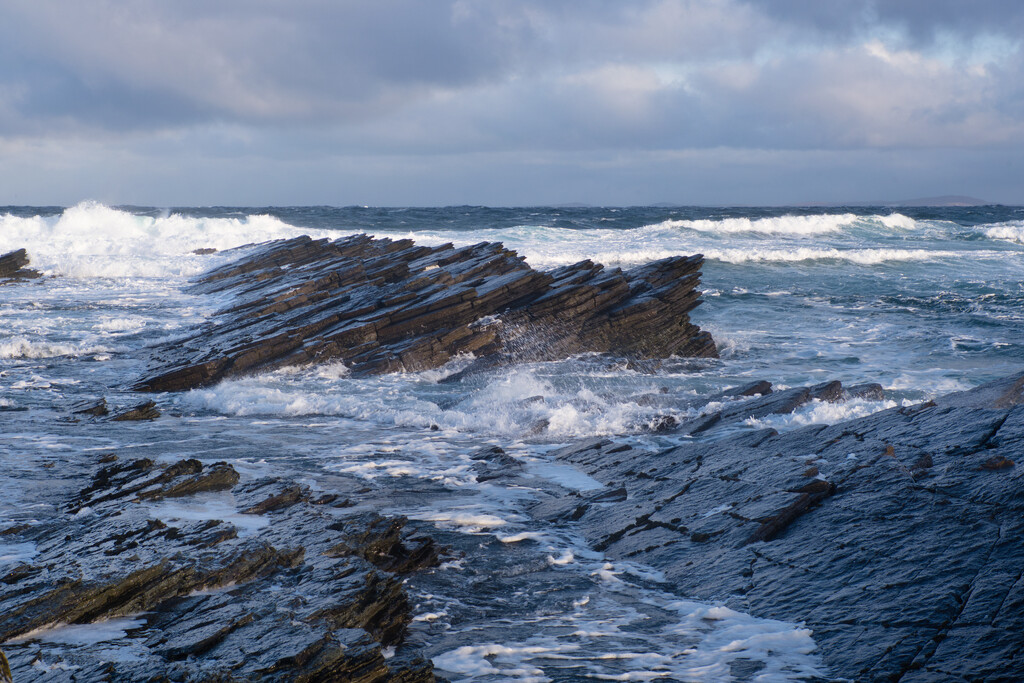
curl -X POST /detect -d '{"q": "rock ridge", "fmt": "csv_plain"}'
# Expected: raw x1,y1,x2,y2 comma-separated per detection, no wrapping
135,234,716,392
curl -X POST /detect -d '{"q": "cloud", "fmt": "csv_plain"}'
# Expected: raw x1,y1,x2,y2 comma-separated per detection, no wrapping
0,0,1022,204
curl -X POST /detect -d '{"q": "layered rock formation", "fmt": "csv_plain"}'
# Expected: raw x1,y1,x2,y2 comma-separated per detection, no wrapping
0,458,442,681
135,235,716,392
0,249,40,280
536,373,1024,681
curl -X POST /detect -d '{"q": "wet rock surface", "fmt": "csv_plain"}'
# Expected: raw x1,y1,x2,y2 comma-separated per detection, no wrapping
545,372,1024,681
135,235,716,392
0,458,441,682
0,249,41,280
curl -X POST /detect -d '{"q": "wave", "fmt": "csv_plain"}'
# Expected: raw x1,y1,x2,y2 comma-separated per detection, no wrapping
4,204,1012,280
364,214,984,269
182,365,701,439
489,245,968,267
0,336,113,359
652,212,919,235
0,201,327,278
982,221,1024,244
702,246,965,265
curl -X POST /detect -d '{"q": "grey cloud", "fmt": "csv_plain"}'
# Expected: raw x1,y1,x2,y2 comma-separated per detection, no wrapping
0,0,542,129
755,0,1024,43
0,0,1022,205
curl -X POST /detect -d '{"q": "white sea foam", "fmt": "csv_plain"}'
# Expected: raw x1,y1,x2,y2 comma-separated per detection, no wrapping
983,221,1024,244
0,541,37,566
143,493,268,537
408,509,512,532
184,367,697,440
366,218,977,270
743,397,898,431
13,617,147,646
0,201,329,278
701,246,963,265
94,316,149,333
0,336,112,359
654,213,861,235
432,578,825,682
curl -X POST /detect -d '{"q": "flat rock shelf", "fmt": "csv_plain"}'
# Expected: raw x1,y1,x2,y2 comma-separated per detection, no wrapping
134,234,717,392
536,372,1024,681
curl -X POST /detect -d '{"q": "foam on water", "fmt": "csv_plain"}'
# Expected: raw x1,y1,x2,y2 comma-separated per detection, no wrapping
14,618,147,646
0,541,37,566
701,246,966,265
365,214,1010,269
430,557,825,682
741,397,900,432
983,221,1024,244
143,493,269,537
180,363,714,441
0,201,329,278
652,212,864,235
0,336,114,359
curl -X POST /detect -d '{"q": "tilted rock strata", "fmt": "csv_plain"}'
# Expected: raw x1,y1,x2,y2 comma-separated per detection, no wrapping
135,235,716,392
539,373,1024,681
0,249,41,280
0,458,441,681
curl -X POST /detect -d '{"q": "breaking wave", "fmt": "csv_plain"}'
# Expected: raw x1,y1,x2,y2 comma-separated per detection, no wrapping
983,221,1024,244
0,201,327,279
652,212,917,235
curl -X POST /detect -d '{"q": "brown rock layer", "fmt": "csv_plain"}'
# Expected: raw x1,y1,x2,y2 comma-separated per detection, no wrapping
0,249,41,280
135,234,716,392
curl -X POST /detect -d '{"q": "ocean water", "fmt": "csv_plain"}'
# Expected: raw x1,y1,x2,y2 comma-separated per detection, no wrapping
2,201,1023,680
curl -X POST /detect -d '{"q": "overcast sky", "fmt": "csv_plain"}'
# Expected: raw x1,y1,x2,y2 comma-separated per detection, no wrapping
1,0,1022,206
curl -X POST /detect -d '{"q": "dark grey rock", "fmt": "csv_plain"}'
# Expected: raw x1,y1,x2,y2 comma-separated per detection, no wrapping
550,371,1024,681
135,235,716,392
110,400,160,421
0,458,441,682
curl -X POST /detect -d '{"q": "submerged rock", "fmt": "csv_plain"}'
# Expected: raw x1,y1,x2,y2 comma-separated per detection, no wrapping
325,514,444,575
135,234,716,392
0,248,41,280
71,398,109,417
110,400,160,421
546,372,1024,681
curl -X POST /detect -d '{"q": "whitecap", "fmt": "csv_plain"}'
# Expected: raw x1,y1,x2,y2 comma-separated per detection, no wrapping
653,213,860,235
0,201,333,279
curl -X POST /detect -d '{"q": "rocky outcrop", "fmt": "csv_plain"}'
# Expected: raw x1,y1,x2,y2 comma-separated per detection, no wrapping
539,372,1024,681
0,249,41,280
0,458,441,681
110,400,161,421
135,234,716,392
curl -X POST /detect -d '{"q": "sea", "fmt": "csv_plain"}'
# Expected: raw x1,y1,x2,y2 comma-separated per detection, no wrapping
2,201,1023,680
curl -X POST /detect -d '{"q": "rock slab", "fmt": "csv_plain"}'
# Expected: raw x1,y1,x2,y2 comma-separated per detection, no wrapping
0,249,41,280
0,458,441,681
135,234,716,391
544,373,1024,681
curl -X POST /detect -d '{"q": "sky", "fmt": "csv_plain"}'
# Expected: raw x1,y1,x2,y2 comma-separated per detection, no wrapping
0,0,1022,206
